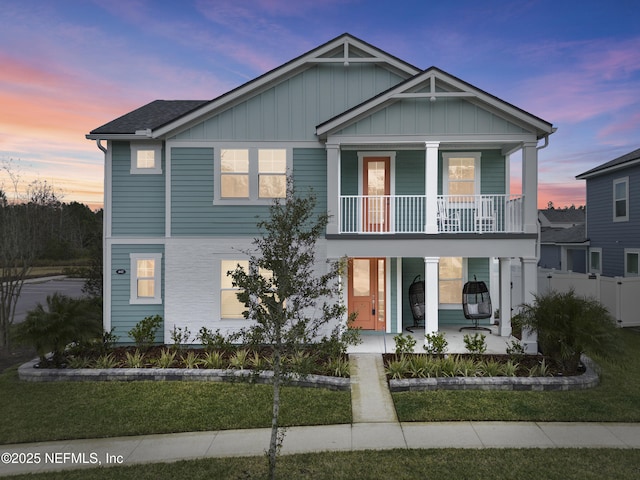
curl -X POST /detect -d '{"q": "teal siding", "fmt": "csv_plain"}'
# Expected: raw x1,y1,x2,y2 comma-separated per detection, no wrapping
340,151,359,195
292,148,327,218
112,142,165,236
172,64,406,142
170,147,327,236
480,150,506,195
111,244,165,344
395,151,426,195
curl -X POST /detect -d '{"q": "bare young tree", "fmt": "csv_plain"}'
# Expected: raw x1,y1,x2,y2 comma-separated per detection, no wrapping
0,160,62,352
229,180,352,480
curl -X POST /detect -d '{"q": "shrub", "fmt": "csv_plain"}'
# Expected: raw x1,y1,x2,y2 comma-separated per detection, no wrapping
180,351,200,369
13,294,102,366
196,327,237,353
518,289,623,374
128,315,162,351
385,356,410,379
424,332,448,355
393,333,417,355
170,326,191,351
154,348,177,368
94,353,118,369
123,349,145,368
505,339,526,362
200,351,225,369
463,333,487,357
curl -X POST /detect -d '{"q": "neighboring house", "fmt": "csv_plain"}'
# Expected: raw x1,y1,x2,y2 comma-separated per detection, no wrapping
86,34,555,350
538,208,588,272
576,147,640,277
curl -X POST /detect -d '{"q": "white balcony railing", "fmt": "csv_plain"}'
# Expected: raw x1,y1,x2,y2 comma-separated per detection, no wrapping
339,194,524,234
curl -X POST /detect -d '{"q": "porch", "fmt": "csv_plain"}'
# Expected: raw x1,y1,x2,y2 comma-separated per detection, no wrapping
346,325,518,354
340,194,524,234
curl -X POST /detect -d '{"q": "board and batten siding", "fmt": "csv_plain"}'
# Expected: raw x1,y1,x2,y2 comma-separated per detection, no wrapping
336,97,530,137
170,147,327,236
111,141,166,237
170,64,406,142
586,167,640,277
110,244,165,344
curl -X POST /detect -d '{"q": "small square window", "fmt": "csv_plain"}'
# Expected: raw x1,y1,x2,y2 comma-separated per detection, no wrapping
131,143,162,174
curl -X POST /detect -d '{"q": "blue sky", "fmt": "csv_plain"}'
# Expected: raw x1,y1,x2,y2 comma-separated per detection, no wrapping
1,0,639,208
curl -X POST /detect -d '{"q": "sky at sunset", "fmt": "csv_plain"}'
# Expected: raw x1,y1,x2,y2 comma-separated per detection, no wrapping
1,0,639,210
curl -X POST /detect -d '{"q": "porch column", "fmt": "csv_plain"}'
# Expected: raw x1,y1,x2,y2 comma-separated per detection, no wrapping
424,256,439,335
326,143,340,235
520,257,538,353
424,142,440,233
521,142,538,234
498,257,512,337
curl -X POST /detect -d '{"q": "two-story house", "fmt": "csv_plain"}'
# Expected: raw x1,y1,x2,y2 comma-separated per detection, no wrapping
86,34,555,351
538,208,587,272
577,147,640,277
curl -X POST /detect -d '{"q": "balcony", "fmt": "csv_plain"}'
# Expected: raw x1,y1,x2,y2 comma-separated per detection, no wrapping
339,194,524,234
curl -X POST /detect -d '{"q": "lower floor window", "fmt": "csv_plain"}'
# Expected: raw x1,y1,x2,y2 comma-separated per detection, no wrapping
625,250,639,276
439,257,464,305
221,260,248,318
130,253,162,304
589,248,602,273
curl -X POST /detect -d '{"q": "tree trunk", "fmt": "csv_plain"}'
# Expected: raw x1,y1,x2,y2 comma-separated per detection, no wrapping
268,348,281,480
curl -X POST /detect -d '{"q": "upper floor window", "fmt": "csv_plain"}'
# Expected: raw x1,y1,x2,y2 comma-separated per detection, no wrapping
131,143,162,174
130,253,162,304
613,177,629,222
442,153,481,197
216,147,288,204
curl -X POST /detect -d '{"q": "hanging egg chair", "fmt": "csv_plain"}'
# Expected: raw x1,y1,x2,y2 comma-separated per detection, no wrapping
460,275,492,332
406,275,425,332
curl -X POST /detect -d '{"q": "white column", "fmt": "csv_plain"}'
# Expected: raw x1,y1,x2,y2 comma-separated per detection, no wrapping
424,142,440,233
521,142,538,234
424,256,439,335
326,143,340,235
520,257,538,353
498,257,512,337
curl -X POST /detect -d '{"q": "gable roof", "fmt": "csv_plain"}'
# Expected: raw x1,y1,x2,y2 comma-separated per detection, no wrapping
87,33,420,140
539,208,585,225
540,224,587,244
89,100,208,135
315,66,554,139
576,147,640,179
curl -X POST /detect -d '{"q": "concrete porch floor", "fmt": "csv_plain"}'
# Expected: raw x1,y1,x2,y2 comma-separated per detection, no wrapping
347,325,517,355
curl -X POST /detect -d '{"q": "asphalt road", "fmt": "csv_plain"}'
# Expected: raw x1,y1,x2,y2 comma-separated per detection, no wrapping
12,277,87,323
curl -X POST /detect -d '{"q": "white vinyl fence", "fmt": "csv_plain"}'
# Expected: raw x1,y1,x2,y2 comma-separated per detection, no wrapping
537,268,640,327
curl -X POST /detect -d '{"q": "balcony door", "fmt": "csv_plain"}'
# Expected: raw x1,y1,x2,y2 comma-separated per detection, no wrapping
363,157,390,232
348,258,386,331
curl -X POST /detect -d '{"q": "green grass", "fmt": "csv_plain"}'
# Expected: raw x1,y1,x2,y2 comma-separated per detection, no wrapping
0,372,351,444
393,328,640,422
6,449,640,480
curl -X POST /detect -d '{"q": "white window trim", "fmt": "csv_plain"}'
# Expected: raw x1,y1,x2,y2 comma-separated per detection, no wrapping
442,152,482,196
130,253,163,304
438,257,468,309
589,247,602,274
219,259,249,319
131,142,163,174
624,249,640,277
214,145,291,205
613,177,629,222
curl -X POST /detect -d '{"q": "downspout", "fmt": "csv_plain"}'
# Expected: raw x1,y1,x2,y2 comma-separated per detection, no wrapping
533,127,557,260
96,139,107,154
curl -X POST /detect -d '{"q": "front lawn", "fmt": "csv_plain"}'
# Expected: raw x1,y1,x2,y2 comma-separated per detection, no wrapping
0,372,351,444
393,328,640,422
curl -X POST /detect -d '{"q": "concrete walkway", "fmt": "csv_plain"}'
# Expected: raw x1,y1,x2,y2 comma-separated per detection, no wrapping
2,354,640,476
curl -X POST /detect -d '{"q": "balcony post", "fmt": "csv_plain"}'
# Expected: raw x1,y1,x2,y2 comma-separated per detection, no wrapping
424,141,440,233
498,257,512,337
522,142,538,234
326,143,340,235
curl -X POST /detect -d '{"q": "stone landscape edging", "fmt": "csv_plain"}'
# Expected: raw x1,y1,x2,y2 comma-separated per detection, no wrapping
389,355,600,392
17,355,599,392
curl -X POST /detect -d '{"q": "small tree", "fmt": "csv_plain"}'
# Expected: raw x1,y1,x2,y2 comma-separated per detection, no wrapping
229,180,351,480
518,289,623,374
